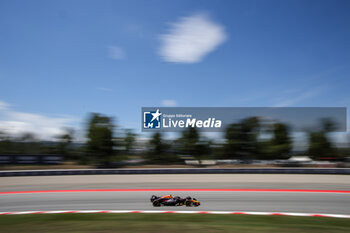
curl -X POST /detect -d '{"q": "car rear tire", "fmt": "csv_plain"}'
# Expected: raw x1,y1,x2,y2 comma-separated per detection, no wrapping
153,200,160,207
185,200,192,207
150,195,157,202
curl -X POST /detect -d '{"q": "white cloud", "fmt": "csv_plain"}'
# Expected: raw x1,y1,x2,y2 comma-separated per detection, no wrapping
97,87,112,92
159,13,227,63
0,100,10,110
108,46,125,60
161,99,177,107
0,100,77,140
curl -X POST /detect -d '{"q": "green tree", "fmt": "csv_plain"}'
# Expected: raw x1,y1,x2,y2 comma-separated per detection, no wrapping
150,132,165,155
86,113,115,164
19,133,41,154
0,131,13,154
148,132,166,163
147,132,179,164
181,127,199,156
223,123,240,159
124,129,136,155
57,128,74,157
308,118,335,159
270,123,291,158
224,117,260,159
178,127,209,161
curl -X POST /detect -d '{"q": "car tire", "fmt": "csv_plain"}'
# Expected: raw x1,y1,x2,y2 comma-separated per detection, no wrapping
150,195,157,202
153,200,160,207
185,200,192,207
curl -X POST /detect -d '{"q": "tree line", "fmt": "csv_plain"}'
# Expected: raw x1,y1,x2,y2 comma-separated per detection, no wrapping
0,113,349,166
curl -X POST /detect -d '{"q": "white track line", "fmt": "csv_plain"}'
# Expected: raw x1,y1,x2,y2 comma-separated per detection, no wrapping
0,210,349,218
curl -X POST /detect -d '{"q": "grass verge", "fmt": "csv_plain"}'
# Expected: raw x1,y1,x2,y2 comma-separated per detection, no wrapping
0,213,349,233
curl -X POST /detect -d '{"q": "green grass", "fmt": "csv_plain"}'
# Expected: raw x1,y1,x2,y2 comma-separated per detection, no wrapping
0,213,349,233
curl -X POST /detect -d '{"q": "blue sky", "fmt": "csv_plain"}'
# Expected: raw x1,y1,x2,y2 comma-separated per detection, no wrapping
0,0,349,139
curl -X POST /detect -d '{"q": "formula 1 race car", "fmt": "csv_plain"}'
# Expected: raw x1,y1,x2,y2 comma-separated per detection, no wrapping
150,195,200,207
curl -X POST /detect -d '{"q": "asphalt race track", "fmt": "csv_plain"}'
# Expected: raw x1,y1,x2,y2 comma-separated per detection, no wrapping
1,174,349,214
1,190,350,214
